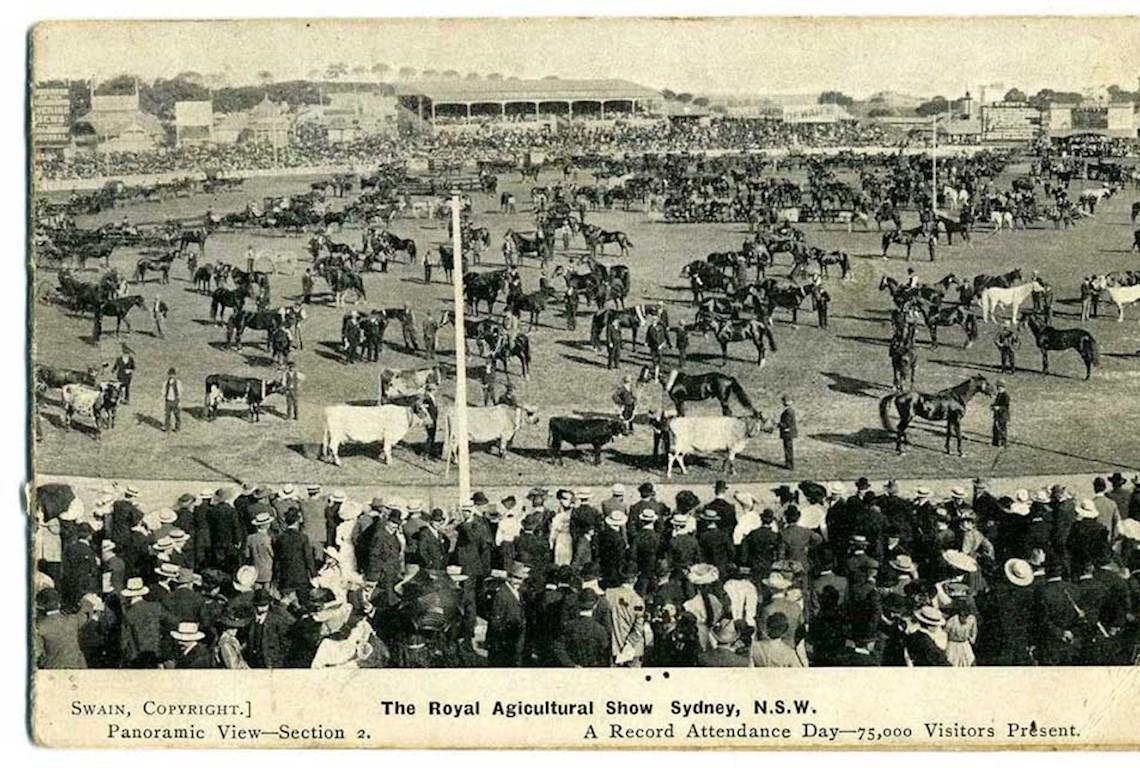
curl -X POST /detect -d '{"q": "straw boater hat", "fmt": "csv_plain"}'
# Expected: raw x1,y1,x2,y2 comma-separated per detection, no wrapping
330,489,347,504
574,488,592,501
671,513,690,528
1031,489,1050,504
121,577,149,598
914,486,932,499
157,508,177,525
639,508,659,523
762,571,792,591
699,508,720,522
252,511,273,527
1076,499,1099,520
278,484,297,499
233,566,257,592
605,509,628,527
446,565,468,582
507,562,531,580
1004,558,1034,587
828,481,846,497
406,499,424,515
889,554,916,574
1118,518,1140,542
153,537,174,552
1008,490,1031,516
124,485,140,499
170,622,205,642
712,618,739,646
914,605,945,627
338,501,362,521
198,489,213,501
155,562,181,581
168,528,188,543
950,486,968,500
942,550,978,574
687,563,720,586
611,483,625,497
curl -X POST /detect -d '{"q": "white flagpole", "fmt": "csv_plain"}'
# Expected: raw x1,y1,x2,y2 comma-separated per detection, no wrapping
449,191,471,505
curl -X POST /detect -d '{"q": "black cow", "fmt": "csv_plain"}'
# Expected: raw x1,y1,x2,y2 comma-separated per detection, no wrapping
35,365,98,396
548,416,627,465
204,374,284,422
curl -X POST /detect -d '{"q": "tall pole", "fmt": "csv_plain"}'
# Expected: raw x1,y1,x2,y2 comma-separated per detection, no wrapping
931,114,937,214
449,191,471,504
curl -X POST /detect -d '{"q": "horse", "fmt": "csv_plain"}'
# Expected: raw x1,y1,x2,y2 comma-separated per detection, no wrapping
639,366,758,417
177,229,209,256
1131,201,1139,224
489,333,532,378
1103,282,1140,322
923,305,978,348
987,209,1015,232
590,307,641,351
463,270,508,315
1023,313,1099,380
879,374,992,456
320,265,366,307
980,281,1042,325
583,225,633,258
964,269,1022,303
96,295,146,335
210,286,250,322
755,278,813,325
704,317,770,366
377,231,417,263
506,285,557,328
133,252,177,284
813,249,850,280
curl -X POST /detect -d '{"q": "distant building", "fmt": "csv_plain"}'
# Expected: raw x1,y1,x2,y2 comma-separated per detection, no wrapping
174,100,214,145
1044,102,1136,139
781,102,855,124
73,89,164,153
322,91,398,141
31,86,71,156
866,90,928,111
980,101,1041,141
245,96,291,147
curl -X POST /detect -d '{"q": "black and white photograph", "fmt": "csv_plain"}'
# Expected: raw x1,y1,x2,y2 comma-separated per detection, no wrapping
25,14,1140,729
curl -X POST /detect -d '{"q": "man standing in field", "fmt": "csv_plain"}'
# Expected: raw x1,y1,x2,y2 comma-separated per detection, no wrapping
112,344,136,404
995,328,1020,374
162,367,183,433
283,360,304,421
778,395,798,470
605,317,623,369
991,380,1010,447
301,268,314,305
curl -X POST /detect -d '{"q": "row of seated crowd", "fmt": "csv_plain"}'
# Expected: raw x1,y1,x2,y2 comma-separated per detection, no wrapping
32,471,1140,670
36,118,895,181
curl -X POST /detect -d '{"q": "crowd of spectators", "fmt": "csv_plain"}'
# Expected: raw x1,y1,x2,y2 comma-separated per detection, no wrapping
36,118,895,182
32,471,1140,670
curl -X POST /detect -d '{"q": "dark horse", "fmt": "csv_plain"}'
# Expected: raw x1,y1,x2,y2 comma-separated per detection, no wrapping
879,374,992,456
97,295,146,335
1023,313,1099,380
639,366,758,417
210,286,250,321
463,269,507,315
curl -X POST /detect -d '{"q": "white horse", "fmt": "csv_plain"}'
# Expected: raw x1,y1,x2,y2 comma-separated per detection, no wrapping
1105,283,1140,322
980,281,1042,324
988,210,1014,233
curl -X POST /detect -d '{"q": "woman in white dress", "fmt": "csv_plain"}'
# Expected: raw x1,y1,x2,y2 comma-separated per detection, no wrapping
549,510,573,566
943,598,977,667
333,501,362,579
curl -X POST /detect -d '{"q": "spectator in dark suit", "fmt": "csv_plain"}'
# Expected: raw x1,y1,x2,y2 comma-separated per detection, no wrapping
412,509,449,570
552,589,611,667
60,523,100,612
34,589,86,669
167,622,213,668
699,618,751,667
246,591,294,669
207,488,243,573
119,578,163,667
273,509,316,597
487,562,529,667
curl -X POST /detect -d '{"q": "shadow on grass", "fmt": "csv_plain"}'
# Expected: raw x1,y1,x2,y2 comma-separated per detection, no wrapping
820,371,890,399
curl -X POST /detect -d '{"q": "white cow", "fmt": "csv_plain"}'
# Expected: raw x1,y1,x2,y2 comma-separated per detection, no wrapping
378,366,441,404
321,402,428,466
61,382,119,434
1105,283,1140,322
666,415,768,478
440,404,539,475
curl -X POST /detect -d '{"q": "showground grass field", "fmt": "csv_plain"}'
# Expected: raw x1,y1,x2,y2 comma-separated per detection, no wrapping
31,160,1140,489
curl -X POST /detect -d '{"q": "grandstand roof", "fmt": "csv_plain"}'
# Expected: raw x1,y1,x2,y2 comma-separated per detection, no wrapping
394,78,660,104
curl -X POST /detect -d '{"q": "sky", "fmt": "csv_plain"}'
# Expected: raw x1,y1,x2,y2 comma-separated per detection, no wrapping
30,17,1140,99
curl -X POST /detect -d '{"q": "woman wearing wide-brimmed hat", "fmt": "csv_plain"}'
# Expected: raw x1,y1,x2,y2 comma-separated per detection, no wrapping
216,605,253,669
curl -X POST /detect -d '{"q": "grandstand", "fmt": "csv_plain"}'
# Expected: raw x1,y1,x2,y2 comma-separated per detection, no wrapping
394,78,662,125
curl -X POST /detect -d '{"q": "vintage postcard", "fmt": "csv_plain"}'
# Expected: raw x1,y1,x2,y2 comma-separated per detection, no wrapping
27,16,1140,749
